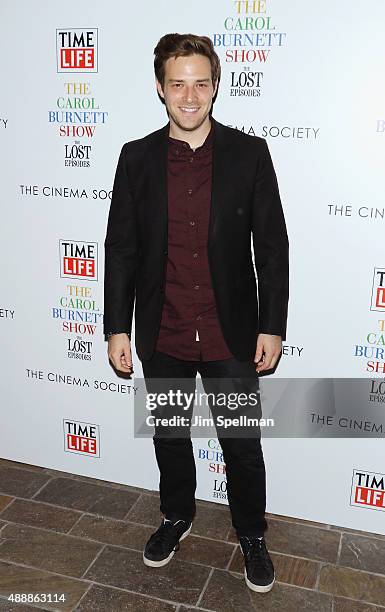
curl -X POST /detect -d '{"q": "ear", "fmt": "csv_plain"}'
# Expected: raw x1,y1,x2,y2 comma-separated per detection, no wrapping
156,79,165,99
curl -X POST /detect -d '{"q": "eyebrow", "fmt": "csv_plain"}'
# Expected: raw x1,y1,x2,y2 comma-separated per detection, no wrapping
168,78,211,83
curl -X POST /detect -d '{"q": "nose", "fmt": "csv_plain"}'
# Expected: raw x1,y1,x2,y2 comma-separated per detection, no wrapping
184,86,196,102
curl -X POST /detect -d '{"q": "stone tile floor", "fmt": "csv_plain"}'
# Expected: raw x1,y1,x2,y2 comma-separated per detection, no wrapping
0,458,384,611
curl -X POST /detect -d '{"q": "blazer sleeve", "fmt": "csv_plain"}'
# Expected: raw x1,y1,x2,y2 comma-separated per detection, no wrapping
251,139,289,340
103,144,137,336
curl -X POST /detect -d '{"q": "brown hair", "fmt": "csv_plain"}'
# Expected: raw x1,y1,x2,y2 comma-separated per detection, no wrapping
154,33,221,89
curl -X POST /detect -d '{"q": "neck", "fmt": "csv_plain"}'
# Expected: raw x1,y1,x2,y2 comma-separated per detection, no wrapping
169,116,212,149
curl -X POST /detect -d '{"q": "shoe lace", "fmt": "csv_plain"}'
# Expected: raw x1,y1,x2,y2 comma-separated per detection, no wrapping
151,519,180,550
243,537,269,570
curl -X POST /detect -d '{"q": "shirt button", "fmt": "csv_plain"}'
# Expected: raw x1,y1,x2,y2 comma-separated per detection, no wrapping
196,315,202,321
189,157,194,163
193,252,198,258
189,220,195,226
188,189,193,195
194,285,200,290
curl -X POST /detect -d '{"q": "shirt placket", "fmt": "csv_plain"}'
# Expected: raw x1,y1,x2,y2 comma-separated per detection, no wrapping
185,148,203,346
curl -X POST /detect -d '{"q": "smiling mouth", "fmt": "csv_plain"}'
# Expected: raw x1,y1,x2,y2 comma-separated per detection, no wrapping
179,107,199,113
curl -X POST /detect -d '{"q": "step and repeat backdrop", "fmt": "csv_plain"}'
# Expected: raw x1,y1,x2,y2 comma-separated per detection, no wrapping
1,0,385,534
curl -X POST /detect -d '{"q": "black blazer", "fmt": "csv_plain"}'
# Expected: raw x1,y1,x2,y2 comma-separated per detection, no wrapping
104,117,289,361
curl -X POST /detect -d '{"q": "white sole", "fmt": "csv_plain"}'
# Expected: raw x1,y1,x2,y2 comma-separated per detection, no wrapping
244,568,275,593
143,523,192,568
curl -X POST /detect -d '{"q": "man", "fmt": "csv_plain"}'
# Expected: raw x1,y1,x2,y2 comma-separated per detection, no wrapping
104,33,289,593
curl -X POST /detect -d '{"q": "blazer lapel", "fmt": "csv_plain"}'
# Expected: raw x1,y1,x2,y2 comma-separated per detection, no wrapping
148,122,169,244
209,117,232,249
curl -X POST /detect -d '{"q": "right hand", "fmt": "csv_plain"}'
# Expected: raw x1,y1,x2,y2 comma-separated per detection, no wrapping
107,333,133,374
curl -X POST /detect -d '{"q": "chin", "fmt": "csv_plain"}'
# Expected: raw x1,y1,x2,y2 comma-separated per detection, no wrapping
173,113,207,132
179,122,201,132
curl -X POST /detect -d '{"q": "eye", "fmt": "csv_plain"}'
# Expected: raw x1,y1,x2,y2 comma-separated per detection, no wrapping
197,83,208,88
173,83,183,88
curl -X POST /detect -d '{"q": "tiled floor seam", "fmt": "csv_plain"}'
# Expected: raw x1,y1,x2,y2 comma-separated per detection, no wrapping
73,574,215,610
174,606,215,612
175,605,216,612
227,548,338,567
332,530,385,543
77,582,218,612
0,460,47,473
314,560,325,590
41,469,155,494
29,476,56,499
0,458,153,494
225,542,239,570
266,578,345,601
0,497,17,514
123,491,145,520
66,512,88,535
79,543,107,579
0,494,84,521
0,496,14,511
268,518,385,540
0,518,110,547
0,521,8,536
0,496,148,531
267,517,332,531
195,566,214,608
0,557,93,582
0,469,146,499
333,594,385,609
69,581,94,612
336,530,343,564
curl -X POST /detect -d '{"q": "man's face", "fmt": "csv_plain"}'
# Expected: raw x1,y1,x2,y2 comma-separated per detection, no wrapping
156,54,218,132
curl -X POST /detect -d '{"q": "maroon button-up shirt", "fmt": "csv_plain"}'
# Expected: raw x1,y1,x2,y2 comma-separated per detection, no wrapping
155,122,233,361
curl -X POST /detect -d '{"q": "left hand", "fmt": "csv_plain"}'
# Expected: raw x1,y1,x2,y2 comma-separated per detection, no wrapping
254,333,282,373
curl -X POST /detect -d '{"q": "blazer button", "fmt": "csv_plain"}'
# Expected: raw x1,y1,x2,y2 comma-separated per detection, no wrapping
163,249,168,255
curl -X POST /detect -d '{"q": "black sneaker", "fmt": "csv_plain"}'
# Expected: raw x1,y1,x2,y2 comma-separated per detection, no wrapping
143,517,192,567
239,536,275,593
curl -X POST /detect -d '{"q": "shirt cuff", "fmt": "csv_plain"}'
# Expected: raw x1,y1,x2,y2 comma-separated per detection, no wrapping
105,331,131,340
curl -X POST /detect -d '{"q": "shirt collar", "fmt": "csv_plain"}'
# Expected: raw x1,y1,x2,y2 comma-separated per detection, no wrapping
168,120,214,157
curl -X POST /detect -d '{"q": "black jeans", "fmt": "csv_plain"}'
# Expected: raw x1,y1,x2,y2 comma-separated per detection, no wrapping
141,350,267,538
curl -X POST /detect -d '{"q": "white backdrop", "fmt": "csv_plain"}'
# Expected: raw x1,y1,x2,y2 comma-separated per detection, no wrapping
1,0,385,534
